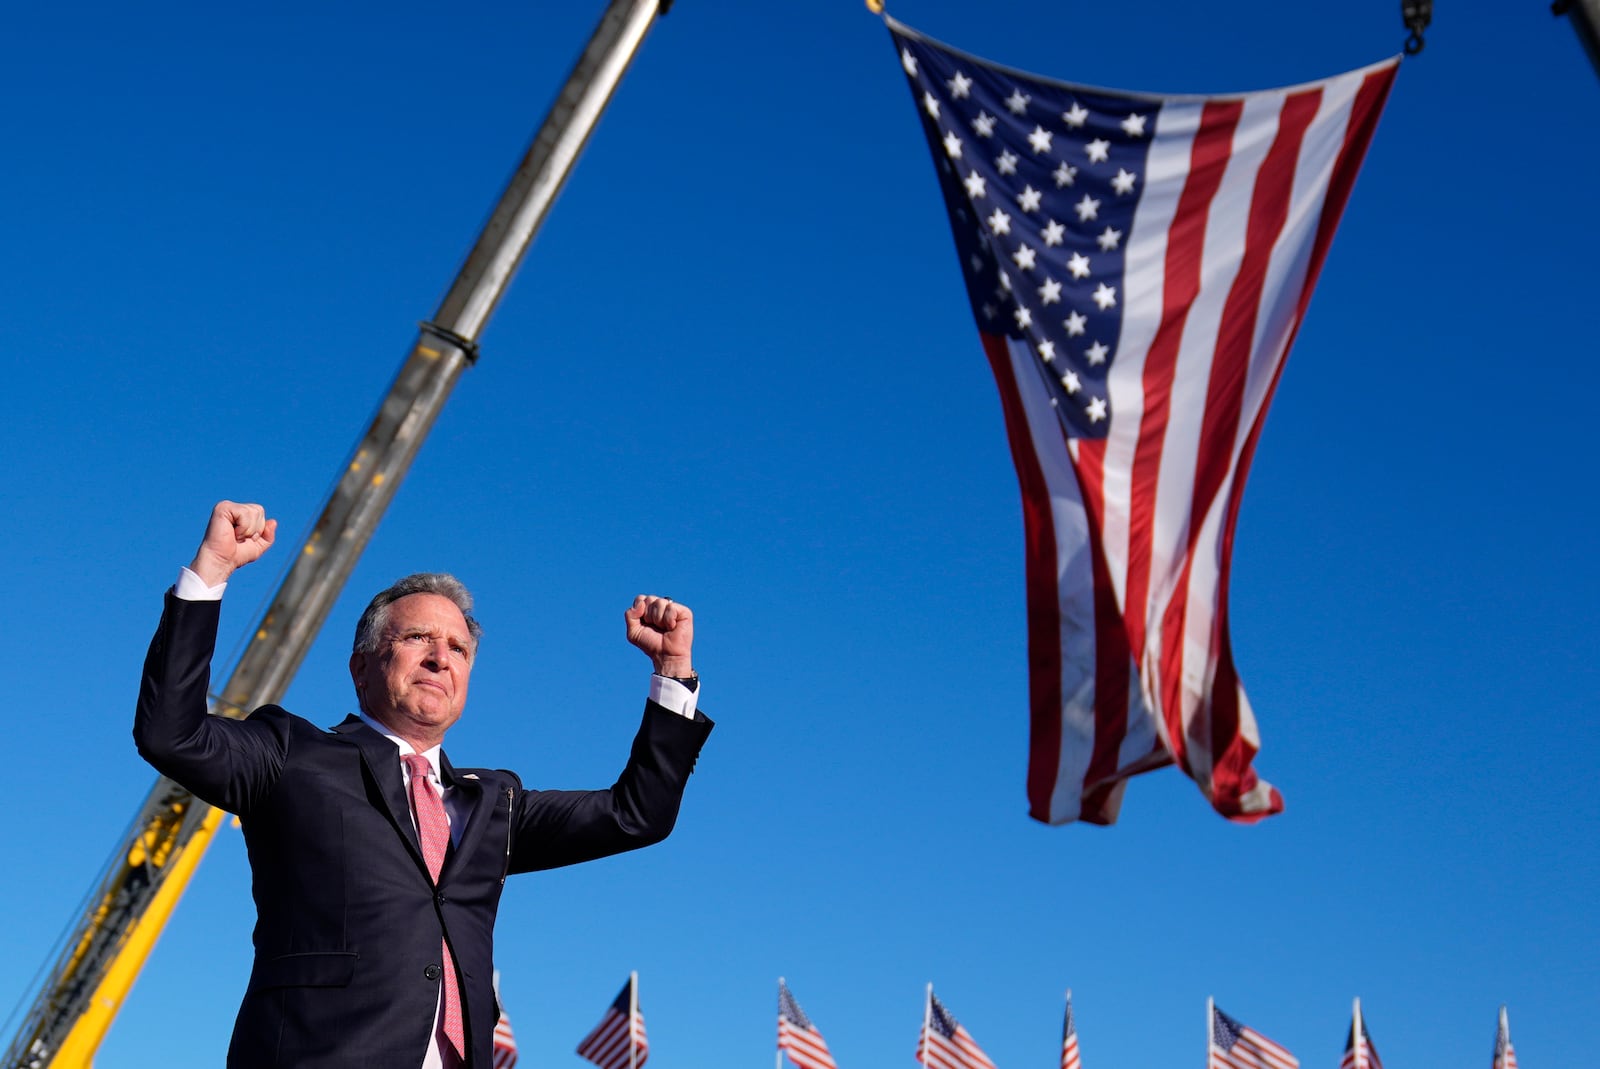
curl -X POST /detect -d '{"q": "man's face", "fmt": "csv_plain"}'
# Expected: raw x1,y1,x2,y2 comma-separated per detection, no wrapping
349,592,475,747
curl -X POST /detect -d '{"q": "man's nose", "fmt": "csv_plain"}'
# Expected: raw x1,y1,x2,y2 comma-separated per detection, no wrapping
422,639,450,669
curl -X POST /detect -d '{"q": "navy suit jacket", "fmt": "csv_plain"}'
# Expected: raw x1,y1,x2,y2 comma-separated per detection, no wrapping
134,591,712,1068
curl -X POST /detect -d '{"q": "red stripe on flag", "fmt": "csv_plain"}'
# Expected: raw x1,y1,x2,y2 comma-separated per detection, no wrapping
1206,66,1392,818
1071,436,1133,811
1158,87,1320,813
1122,98,1243,667
981,332,1069,821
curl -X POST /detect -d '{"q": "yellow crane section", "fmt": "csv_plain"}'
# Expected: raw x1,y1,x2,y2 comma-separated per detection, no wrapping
47,804,227,1068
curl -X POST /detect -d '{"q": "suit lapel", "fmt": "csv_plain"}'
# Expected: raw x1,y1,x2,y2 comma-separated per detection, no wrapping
439,751,489,883
438,748,486,883
330,715,427,870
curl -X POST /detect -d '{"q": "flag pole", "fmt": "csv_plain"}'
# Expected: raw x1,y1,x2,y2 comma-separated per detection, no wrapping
776,978,785,1069
921,983,934,1065
630,971,640,1069
1206,997,1214,1068
1352,998,1363,1069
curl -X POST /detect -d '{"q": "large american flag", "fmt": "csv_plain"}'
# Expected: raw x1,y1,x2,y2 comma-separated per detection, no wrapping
1493,1006,1518,1069
887,17,1398,823
1209,1004,1298,1069
1060,991,1082,1069
918,991,999,1069
778,980,839,1069
1339,1008,1383,1069
577,976,649,1069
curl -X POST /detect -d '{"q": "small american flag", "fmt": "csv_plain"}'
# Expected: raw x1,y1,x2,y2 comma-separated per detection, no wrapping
494,1005,519,1069
778,979,839,1069
491,971,518,1069
1210,1004,1298,1069
577,975,649,1069
1493,1006,1518,1069
1060,991,1081,1069
918,991,998,1069
887,16,1398,824
1339,1007,1383,1069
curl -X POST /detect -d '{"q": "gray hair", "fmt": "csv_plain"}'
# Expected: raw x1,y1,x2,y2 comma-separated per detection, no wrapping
352,573,483,656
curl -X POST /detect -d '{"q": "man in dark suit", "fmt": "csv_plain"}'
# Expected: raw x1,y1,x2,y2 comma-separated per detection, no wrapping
135,500,713,1069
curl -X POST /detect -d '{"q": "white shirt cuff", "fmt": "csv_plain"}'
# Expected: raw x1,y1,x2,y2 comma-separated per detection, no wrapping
175,566,227,601
648,675,699,719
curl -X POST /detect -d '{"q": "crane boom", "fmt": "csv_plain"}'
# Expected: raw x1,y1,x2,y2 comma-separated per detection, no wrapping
4,3,672,1065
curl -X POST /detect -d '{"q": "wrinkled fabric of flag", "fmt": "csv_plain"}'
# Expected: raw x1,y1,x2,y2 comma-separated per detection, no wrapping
887,16,1397,824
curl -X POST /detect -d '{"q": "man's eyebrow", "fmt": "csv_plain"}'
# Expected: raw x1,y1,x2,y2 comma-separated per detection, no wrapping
393,625,472,648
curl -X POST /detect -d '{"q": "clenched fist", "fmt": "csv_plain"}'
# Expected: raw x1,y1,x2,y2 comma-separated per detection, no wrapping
189,500,277,587
625,595,694,678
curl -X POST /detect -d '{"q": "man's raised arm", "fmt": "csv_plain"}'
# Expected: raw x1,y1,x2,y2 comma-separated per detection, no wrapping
134,500,286,813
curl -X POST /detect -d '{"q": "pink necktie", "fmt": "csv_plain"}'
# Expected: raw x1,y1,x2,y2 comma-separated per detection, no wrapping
403,753,466,1061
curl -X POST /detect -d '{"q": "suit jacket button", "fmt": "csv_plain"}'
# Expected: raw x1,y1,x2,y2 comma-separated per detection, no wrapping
424,964,442,981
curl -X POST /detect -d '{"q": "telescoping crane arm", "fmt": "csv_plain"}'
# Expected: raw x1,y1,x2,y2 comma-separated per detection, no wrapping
3,3,674,1066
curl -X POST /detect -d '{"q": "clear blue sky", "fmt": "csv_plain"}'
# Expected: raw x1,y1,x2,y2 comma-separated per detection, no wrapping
2,1,1595,1067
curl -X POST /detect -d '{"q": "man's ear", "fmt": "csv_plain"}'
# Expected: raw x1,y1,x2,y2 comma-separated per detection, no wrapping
349,650,367,691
